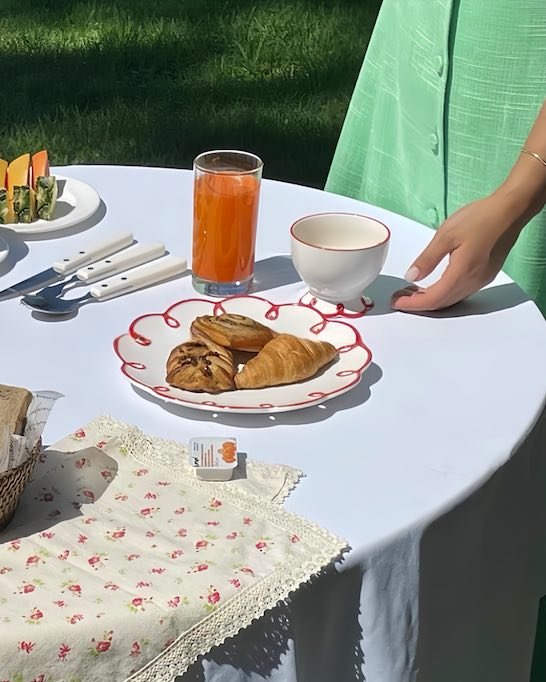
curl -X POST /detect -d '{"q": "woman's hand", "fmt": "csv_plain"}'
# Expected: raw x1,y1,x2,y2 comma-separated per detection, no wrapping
391,188,530,312
391,100,546,312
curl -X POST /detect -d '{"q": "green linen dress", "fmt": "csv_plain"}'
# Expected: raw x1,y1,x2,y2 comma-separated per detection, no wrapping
325,0,546,314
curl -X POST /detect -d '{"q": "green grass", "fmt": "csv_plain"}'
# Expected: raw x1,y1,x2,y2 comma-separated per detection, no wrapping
0,0,381,187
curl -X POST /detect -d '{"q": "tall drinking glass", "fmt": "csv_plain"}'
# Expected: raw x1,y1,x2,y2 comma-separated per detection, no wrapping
192,150,263,297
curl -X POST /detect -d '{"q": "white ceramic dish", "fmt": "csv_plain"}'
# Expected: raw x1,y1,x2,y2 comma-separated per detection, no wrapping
114,295,372,414
0,235,8,264
5,176,101,235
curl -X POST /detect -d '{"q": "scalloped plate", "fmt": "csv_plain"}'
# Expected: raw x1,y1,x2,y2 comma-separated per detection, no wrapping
114,295,372,414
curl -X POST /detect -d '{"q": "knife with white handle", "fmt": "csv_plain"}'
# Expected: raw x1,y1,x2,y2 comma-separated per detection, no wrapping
0,230,135,298
90,256,188,300
76,242,166,283
52,231,134,274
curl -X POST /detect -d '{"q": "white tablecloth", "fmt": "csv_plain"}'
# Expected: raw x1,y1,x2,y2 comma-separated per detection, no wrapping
1,165,545,682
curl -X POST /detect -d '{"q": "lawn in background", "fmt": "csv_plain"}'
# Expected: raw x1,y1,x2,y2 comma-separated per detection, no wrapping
0,0,381,187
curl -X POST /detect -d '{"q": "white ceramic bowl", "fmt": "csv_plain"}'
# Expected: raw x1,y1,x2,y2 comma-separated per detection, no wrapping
290,212,390,310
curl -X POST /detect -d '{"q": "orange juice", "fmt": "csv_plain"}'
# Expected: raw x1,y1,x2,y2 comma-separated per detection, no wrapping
192,172,260,284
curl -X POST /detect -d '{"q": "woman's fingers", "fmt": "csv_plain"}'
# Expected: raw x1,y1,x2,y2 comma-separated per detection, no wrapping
404,230,451,282
391,192,529,314
392,249,477,311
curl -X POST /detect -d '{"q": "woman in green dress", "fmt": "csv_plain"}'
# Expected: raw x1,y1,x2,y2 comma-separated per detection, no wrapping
326,0,546,315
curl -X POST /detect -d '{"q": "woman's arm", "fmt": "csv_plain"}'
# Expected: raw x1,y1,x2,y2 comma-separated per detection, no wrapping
503,99,546,218
392,100,546,312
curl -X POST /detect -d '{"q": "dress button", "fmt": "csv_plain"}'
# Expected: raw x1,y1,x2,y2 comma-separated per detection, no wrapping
429,132,439,154
435,55,444,76
427,208,439,227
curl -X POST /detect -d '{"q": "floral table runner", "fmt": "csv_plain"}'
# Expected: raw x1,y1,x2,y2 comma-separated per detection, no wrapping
0,416,346,682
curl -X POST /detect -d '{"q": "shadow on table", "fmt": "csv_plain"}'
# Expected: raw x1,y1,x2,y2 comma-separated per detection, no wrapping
428,283,530,317
251,255,301,292
0,228,30,279
21,198,107,242
250,272,531,318
394,282,530,319
179,564,365,682
414,407,546,681
0,446,116,541
250,258,409,317
132,361,382,428
364,274,410,316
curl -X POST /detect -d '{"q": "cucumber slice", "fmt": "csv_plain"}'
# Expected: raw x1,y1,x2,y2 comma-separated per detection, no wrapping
35,176,58,220
13,185,35,223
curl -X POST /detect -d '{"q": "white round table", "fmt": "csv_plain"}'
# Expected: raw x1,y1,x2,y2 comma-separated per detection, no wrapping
1,165,546,682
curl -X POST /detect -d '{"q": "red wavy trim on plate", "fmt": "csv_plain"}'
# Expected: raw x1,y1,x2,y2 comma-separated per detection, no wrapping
336,370,359,377
265,304,280,320
299,294,374,319
337,343,360,353
309,320,327,335
133,332,152,346
113,295,373,412
163,313,181,328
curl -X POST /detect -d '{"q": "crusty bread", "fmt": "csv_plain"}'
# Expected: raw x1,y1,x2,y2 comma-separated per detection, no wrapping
0,384,32,435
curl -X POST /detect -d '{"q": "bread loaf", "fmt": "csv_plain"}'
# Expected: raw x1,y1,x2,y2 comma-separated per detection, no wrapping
0,384,32,435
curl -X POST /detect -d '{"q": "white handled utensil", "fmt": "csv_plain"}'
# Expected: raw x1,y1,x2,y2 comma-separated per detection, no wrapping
90,256,187,300
52,231,134,274
21,256,188,316
76,242,166,283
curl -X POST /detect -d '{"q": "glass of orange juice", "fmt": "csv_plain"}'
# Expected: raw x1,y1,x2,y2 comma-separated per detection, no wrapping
192,150,263,296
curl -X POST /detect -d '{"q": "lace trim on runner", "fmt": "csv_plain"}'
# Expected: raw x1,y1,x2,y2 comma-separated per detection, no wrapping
83,416,347,682
89,415,303,505
268,466,305,505
233,459,304,506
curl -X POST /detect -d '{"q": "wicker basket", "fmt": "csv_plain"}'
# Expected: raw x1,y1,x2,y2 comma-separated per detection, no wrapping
0,438,42,532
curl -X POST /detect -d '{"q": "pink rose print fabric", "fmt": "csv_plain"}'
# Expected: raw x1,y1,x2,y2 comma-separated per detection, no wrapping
0,418,345,682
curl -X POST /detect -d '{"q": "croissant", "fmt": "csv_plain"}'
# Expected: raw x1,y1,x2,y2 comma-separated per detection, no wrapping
191,313,276,352
166,340,235,393
235,334,338,389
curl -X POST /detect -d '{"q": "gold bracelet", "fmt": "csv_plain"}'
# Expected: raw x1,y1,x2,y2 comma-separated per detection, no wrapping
521,147,546,168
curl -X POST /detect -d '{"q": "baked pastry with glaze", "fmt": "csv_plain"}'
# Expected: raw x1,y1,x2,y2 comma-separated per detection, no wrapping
234,334,338,389
166,340,235,393
191,313,276,352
